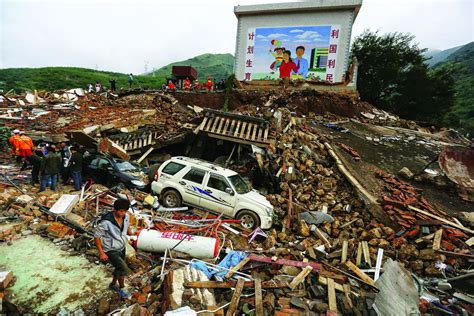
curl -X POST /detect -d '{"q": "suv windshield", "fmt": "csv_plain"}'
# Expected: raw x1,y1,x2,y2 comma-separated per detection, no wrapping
116,161,138,172
228,174,250,194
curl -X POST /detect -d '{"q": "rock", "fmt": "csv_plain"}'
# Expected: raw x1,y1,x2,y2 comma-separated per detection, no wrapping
398,167,414,180
367,228,382,239
425,265,444,277
419,249,445,261
399,244,419,260
409,260,424,271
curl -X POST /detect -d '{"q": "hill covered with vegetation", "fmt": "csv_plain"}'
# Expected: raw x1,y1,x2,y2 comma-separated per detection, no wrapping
146,53,234,81
0,67,166,93
436,42,474,135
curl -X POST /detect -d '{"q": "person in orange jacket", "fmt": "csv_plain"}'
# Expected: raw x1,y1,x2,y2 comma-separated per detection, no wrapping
9,129,21,160
206,76,213,92
18,131,34,170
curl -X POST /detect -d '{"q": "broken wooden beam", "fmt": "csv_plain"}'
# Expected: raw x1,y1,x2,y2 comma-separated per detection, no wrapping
254,278,264,316
225,257,251,279
226,278,245,316
289,266,313,290
247,254,321,271
327,278,338,313
184,280,288,289
345,261,376,287
432,228,443,251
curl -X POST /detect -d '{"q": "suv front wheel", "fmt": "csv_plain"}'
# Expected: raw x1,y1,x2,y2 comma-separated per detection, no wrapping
162,189,182,208
236,210,260,230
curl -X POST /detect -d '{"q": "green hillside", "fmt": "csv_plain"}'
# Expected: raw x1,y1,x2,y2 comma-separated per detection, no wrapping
425,45,463,67
147,53,234,81
0,67,166,93
437,42,474,135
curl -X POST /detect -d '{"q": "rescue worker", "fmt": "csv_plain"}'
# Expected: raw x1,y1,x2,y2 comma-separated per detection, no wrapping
167,80,175,93
95,198,132,298
18,131,34,170
194,79,200,92
9,129,21,160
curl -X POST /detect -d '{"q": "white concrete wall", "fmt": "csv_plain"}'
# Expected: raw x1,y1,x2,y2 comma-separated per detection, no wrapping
234,9,355,82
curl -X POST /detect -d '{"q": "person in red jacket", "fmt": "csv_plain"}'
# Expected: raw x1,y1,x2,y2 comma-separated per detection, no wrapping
184,77,191,90
167,80,175,93
271,50,299,79
205,76,213,92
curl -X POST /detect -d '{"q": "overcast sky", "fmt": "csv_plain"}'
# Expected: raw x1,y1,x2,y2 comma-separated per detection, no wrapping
0,0,472,73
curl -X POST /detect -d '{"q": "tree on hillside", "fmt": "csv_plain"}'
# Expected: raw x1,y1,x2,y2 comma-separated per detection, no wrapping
352,31,455,124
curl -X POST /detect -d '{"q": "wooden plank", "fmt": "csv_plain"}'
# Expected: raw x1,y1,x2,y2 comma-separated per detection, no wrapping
205,116,214,131
318,276,344,292
356,242,362,266
226,278,245,316
415,232,435,243
240,122,248,138
343,284,353,309
314,228,331,249
345,261,376,287
251,123,258,141
435,250,474,259
408,205,474,234
327,278,337,312
205,133,269,147
263,127,269,142
233,120,241,137
362,241,371,267
199,117,208,132
257,126,263,141
216,117,226,134
184,280,288,289
247,254,321,271
341,240,348,264
432,228,443,251
225,257,250,279
229,119,236,135
210,117,220,133
255,278,264,316
222,118,231,135
374,248,384,281
286,187,293,230
289,266,313,290
246,123,253,140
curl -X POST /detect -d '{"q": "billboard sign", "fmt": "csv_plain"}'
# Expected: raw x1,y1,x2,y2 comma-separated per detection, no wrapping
244,25,340,82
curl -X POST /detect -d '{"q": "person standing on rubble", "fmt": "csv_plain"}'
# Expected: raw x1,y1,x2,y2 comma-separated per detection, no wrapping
9,129,21,160
69,146,83,191
109,78,117,92
184,77,191,90
59,142,71,184
206,76,213,92
128,73,134,88
18,131,34,171
95,81,101,93
95,198,132,298
39,145,61,192
28,150,43,185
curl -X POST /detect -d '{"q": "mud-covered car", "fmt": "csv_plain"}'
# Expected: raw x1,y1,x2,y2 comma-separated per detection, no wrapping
83,154,148,190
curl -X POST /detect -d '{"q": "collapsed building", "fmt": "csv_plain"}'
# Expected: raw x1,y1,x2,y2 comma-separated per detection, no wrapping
0,85,473,315
1,0,473,315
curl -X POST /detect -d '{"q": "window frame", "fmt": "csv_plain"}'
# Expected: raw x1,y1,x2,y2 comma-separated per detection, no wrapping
207,173,232,193
182,168,206,184
161,161,186,176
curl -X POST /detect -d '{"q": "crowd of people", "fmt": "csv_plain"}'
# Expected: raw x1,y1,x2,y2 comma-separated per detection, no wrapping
9,130,84,192
86,73,226,94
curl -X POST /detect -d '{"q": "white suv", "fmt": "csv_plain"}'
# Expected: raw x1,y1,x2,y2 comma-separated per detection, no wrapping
151,157,273,230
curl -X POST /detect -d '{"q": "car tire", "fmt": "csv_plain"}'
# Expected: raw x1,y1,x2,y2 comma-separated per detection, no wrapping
162,189,182,208
236,210,260,230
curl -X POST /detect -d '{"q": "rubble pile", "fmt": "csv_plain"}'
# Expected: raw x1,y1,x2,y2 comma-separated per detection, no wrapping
0,89,473,315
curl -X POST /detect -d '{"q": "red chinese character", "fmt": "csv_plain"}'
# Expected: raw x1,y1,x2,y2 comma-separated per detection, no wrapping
326,74,333,82
329,44,337,54
245,72,252,80
172,233,184,240
161,231,173,239
247,46,254,54
331,29,339,39
328,60,336,68
246,59,253,67
248,32,255,40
